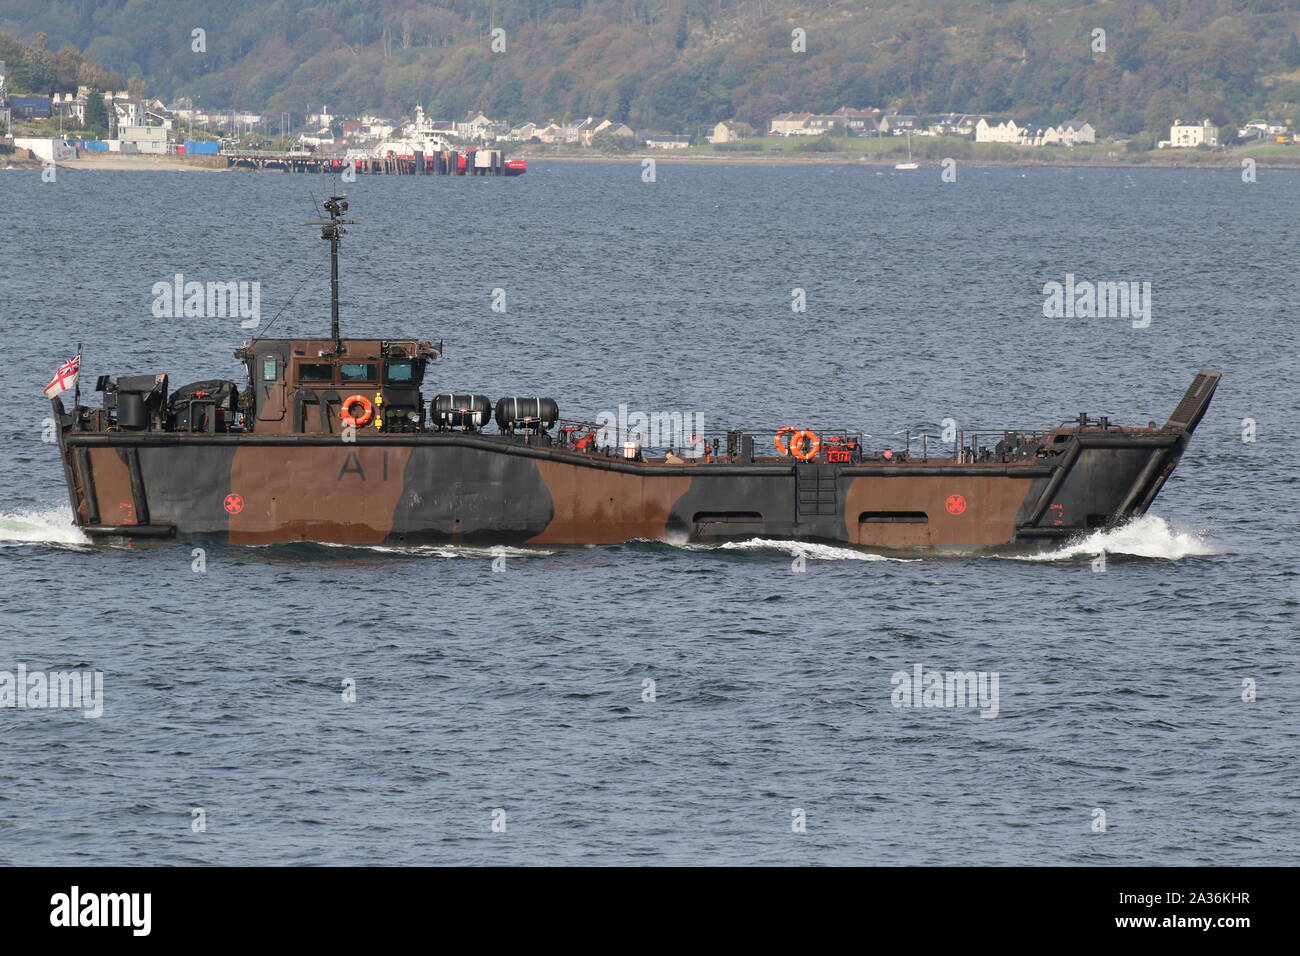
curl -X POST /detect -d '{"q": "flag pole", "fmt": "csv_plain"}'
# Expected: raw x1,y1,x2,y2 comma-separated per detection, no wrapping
73,342,82,408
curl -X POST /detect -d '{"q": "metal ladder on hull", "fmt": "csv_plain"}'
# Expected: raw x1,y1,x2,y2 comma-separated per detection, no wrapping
795,464,839,521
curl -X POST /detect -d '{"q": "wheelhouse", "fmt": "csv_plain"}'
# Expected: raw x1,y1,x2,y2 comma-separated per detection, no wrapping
234,337,440,435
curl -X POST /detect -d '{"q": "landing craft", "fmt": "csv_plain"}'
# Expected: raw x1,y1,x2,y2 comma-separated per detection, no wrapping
48,199,1220,552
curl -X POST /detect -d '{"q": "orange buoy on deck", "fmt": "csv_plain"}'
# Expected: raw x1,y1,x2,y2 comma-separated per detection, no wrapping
790,430,821,461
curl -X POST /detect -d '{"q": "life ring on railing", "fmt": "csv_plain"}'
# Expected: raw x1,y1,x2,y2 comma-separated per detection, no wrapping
790,429,821,461
341,394,373,427
774,426,797,456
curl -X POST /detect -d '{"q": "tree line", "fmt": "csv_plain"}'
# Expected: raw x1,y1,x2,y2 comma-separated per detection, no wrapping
2,1,1298,138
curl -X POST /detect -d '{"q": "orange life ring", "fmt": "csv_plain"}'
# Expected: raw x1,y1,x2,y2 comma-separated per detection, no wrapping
790,429,821,461
774,426,797,456
341,394,373,427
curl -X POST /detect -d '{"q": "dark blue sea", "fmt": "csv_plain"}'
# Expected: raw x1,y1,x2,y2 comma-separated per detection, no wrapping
1,160,1296,865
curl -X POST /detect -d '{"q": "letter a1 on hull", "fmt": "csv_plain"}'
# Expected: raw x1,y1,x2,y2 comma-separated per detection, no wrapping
49,200,1221,554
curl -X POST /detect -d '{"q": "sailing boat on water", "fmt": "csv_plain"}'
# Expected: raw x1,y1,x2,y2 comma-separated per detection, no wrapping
894,130,919,170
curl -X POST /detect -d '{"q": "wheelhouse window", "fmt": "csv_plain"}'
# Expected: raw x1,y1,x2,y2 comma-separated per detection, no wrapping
340,363,377,382
262,356,278,380
298,363,333,382
385,360,415,383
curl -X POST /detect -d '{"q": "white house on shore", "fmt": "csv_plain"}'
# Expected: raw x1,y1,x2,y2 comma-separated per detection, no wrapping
1159,118,1218,149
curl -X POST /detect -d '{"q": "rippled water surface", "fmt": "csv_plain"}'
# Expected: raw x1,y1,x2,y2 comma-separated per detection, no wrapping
1,162,1296,865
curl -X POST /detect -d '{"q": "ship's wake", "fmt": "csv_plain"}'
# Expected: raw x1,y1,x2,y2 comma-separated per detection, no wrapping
0,508,1219,564
0,506,89,547
712,538,917,562
1004,514,1222,562
317,542,555,559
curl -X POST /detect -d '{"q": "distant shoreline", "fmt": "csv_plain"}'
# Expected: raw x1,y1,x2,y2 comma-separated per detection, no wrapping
6,150,1295,174
516,148,1300,172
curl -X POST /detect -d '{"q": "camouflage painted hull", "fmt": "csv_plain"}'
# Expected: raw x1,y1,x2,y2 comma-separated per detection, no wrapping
50,198,1220,555
57,428,1195,552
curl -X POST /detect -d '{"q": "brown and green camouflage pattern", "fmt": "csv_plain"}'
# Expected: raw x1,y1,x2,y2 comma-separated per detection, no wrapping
52,342,1220,552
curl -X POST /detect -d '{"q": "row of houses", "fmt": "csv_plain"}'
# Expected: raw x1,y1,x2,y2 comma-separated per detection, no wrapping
351,110,692,148
55,90,190,131
769,107,885,135
335,109,642,147
294,109,504,148
0,81,228,154
0,72,174,154
503,116,628,144
973,117,1097,146
768,108,964,137
296,108,695,151
7,91,701,153
13,81,1275,157
1,86,267,139
295,109,692,150
764,107,1098,146
506,116,697,148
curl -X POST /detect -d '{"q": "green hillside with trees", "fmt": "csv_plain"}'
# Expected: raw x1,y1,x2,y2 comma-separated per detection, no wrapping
3,0,1299,139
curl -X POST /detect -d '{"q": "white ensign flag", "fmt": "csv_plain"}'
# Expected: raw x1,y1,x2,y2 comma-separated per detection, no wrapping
43,355,80,399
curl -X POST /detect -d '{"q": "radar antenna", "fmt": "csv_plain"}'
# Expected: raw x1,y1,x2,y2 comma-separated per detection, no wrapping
304,196,356,352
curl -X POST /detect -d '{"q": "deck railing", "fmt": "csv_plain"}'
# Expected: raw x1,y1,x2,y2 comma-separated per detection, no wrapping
547,420,1055,465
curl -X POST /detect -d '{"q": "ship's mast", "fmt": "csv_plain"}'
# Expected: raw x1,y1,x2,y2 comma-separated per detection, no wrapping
307,196,356,352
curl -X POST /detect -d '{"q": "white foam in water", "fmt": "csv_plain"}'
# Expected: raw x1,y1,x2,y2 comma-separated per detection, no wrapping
716,538,916,562
319,541,554,558
1007,514,1221,562
0,506,90,546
